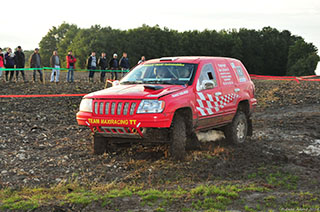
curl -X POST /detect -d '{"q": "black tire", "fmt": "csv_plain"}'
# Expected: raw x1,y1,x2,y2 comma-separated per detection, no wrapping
93,134,107,155
186,132,201,151
170,114,187,160
224,111,248,144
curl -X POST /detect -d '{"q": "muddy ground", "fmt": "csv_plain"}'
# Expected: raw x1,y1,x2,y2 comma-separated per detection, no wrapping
0,71,320,211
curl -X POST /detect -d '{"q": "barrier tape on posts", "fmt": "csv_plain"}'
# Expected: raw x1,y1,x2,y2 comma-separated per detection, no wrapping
249,74,320,83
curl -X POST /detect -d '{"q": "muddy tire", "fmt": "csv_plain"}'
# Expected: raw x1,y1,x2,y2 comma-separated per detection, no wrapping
93,135,107,155
170,114,187,160
186,132,201,151
224,111,248,144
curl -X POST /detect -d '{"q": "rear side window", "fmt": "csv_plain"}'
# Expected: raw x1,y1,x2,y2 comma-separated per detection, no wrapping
196,63,218,91
230,62,247,83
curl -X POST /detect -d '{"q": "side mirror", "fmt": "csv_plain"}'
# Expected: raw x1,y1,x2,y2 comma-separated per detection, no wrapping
202,80,215,90
113,80,120,86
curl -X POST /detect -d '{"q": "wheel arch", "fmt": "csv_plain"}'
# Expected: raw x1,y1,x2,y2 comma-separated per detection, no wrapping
237,100,250,117
172,107,193,134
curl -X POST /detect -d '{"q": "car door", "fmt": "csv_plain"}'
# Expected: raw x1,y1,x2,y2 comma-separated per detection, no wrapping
195,62,224,129
213,59,239,122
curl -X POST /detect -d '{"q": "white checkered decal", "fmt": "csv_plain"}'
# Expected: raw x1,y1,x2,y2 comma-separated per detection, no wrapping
196,92,239,116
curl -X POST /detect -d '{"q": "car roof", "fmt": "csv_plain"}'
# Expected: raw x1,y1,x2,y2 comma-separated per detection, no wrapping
145,56,239,64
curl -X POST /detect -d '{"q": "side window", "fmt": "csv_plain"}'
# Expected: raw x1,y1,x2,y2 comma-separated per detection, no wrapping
196,63,218,91
236,66,247,82
230,62,247,83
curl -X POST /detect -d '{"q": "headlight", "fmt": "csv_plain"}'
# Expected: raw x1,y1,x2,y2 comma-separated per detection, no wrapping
137,100,165,113
79,98,93,112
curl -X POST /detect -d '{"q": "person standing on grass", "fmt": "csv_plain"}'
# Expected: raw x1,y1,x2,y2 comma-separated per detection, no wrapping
14,46,26,82
5,48,15,82
87,51,97,82
0,48,5,81
50,51,61,83
109,53,119,80
29,48,43,82
66,50,76,83
119,52,130,78
98,52,107,83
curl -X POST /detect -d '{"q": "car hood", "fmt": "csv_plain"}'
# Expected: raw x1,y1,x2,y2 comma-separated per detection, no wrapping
84,84,186,99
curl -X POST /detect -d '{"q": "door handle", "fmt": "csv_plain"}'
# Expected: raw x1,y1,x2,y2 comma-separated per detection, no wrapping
215,92,222,96
234,88,240,92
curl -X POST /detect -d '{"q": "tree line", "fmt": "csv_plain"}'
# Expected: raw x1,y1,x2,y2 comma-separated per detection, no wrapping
39,22,320,76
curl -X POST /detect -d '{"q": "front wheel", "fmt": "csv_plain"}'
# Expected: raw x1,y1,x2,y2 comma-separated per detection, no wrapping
224,111,248,144
170,114,187,160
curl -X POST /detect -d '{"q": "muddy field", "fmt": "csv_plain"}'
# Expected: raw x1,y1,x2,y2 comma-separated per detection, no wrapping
0,71,320,211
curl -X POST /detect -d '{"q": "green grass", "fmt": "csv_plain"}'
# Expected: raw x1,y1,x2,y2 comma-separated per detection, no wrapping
0,180,318,211
247,167,299,190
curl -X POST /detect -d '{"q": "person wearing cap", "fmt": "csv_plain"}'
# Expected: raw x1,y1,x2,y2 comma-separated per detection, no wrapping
87,51,97,82
29,48,43,82
14,46,26,82
119,52,130,78
5,48,15,82
0,48,5,81
66,50,76,83
50,50,61,83
109,53,119,80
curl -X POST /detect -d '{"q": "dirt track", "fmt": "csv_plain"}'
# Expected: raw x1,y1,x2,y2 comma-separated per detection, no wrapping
0,72,320,211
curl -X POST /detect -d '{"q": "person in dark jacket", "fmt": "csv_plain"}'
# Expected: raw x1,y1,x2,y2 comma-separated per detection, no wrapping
119,52,130,78
5,48,15,82
14,46,26,82
98,52,108,83
87,51,97,82
109,53,119,80
29,48,43,82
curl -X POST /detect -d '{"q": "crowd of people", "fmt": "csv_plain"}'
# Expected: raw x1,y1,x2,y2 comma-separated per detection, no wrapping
0,46,146,83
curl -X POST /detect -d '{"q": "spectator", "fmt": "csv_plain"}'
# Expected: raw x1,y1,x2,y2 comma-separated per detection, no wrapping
5,48,15,82
119,52,130,78
0,48,4,81
138,56,146,64
14,46,26,82
50,51,61,83
98,52,107,83
109,53,119,80
29,48,43,82
87,51,97,82
66,50,76,83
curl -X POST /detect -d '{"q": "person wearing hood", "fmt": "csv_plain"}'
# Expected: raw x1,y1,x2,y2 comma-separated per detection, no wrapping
5,48,15,82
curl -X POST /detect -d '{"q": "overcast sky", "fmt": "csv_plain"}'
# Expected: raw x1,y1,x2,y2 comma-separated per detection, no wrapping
1,0,319,55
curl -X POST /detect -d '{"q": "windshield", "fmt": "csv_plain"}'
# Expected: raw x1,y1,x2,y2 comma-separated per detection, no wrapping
120,63,197,85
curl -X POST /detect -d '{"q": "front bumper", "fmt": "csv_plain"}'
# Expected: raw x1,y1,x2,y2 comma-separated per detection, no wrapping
76,111,174,138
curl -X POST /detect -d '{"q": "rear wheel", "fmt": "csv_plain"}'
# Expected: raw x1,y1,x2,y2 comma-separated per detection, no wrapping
170,114,187,160
224,111,248,144
93,134,107,155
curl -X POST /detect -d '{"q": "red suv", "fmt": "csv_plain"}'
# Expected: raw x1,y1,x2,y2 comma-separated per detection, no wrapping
77,57,257,160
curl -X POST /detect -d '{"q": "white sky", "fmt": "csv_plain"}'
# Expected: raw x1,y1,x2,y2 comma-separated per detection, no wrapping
1,0,319,68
